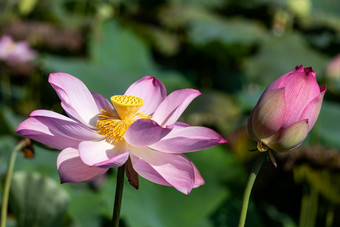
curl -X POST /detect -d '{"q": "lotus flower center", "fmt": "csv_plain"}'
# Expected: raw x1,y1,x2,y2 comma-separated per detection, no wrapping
96,95,150,144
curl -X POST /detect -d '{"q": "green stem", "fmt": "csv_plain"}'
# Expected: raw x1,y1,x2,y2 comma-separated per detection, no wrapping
1,141,26,227
112,164,125,227
325,205,334,227
299,185,319,227
299,186,309,227
1,73,12,105
307,186,319,227
238,154,265,227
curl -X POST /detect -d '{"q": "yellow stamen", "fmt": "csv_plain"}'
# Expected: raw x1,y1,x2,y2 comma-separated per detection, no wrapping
96,95,150,144
111,95,144,120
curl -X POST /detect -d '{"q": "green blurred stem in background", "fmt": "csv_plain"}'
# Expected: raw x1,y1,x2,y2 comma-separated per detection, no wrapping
1,73,12,105
299,185,319,227
326,205,335,227
1,141,26,227
238,154,265,227
112,164,125,227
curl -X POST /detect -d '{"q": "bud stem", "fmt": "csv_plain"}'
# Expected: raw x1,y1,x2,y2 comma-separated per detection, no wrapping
1,141,27,227
238,154,265,227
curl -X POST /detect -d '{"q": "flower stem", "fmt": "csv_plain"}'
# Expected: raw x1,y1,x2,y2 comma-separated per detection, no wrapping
112,164,125,227
1,141,26,227
299,185,319,227
238,154,265,227
325,204,334,227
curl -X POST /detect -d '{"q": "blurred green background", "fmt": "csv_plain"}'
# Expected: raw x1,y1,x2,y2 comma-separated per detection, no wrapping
1,0,340,226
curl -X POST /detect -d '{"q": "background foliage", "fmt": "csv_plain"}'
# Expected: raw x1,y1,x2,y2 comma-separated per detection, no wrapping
1,0,340,226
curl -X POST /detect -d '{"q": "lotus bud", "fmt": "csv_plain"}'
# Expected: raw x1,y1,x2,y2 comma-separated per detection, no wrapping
248,65,326,152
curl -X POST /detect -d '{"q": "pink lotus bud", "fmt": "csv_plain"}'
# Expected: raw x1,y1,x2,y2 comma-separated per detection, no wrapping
248,65,326,152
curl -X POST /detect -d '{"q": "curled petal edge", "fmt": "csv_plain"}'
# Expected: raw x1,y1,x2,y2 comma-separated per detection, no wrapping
299,84,326,131
57,147,108,183
124,118,174,147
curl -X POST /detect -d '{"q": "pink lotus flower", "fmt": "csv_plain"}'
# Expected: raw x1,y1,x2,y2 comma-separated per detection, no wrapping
0,35,36,65
16,73,227,194
248,65,326,152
